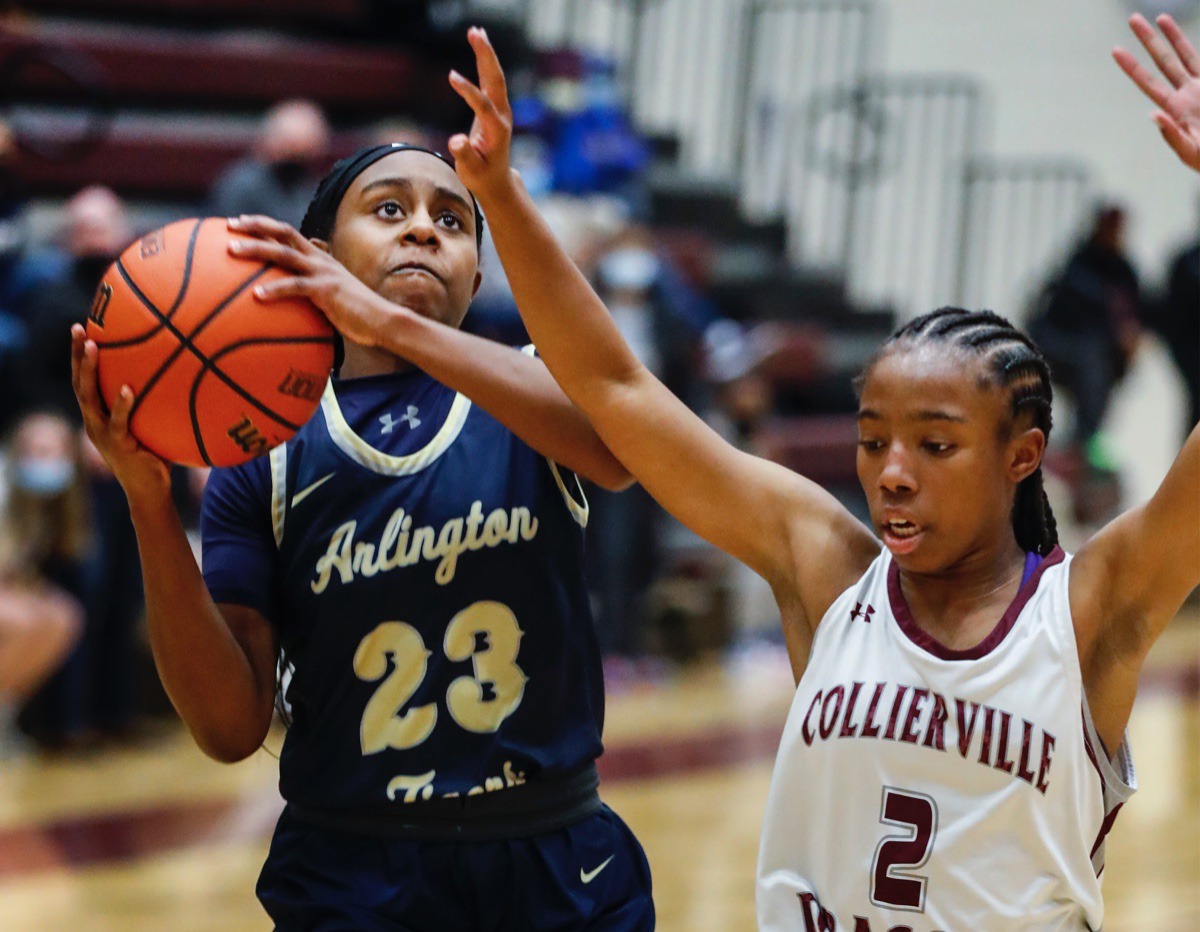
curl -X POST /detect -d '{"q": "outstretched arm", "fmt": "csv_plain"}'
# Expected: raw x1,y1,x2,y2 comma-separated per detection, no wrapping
1072,425,1199,751
227,216,632,491
1113,13,1200,171
1073,16,1200,753
447,28,878,643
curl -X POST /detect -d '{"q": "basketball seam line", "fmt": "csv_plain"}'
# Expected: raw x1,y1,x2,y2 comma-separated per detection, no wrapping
189,335,336,467
113,258,262,416
114,260,302,438
97,219,202,349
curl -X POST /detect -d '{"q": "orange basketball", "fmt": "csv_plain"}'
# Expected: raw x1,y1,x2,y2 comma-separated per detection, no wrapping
85,217,336,467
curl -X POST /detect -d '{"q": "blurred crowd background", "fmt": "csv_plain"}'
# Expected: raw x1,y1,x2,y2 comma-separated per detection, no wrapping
0,0,1195,752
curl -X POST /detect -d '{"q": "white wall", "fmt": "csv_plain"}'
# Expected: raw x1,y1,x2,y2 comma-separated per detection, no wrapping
878,0,1199,279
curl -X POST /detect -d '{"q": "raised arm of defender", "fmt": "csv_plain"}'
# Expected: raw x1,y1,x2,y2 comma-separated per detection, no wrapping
447,28,878,663
1071,14,1200,754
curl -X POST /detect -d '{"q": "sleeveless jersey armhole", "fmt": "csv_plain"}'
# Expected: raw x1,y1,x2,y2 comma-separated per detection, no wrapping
1055,553,1137,878
1058,554,1137,801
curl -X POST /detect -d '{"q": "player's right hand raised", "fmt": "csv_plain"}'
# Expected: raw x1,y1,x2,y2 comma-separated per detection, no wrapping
71,324,171,502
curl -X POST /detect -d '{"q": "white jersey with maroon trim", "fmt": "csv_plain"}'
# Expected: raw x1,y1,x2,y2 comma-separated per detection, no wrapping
757,547,1135,932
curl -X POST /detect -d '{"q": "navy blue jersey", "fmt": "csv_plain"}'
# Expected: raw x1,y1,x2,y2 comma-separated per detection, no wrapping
201,365,605,813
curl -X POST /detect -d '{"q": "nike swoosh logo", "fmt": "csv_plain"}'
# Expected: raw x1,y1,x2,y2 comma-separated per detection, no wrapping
291,472,335,508
580,855,614,884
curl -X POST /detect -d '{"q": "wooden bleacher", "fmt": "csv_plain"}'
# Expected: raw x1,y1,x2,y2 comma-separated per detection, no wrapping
0,21,434,114
28,0,364,29
0,11,458,200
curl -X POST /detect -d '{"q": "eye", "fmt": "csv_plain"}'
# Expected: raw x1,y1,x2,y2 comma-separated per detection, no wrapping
375,200,404,219
437,211,464,230
921,440,955,455
857,438,885,453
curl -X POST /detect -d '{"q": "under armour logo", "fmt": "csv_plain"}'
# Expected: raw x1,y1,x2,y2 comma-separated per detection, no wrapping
380,406,421,434
850,602,875,623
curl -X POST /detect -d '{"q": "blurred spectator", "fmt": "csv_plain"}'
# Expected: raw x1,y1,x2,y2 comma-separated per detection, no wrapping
1146,238,1199,439
15,423,148,749
515,51,650,213
210,100,330,229
0,120,28,326
11,186,133,423
0,412,88,746
1029,204,1143,474
0,120,32,414
704,320,771,445
585,225,715,659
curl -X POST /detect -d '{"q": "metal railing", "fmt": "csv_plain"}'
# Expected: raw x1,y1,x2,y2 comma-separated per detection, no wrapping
462,0,1094,324
956,158,1092,322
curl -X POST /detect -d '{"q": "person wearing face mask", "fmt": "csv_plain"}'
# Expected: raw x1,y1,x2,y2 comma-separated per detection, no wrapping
210,100,332,230
588,227,715,663
0,411,87,747
10,186,134,424
7,187,148,745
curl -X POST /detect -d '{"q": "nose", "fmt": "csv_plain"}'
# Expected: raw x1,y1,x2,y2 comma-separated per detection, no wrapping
878,441,916,495
401,208,439,246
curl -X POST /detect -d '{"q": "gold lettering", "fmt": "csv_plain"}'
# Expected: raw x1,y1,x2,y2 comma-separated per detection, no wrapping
311,522,356,593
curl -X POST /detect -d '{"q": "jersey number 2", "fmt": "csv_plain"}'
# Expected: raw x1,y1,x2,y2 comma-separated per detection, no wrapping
353,601,528,755
870,786,938,912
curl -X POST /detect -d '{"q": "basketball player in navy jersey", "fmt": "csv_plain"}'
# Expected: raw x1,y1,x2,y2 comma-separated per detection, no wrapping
70,141,655,927
424,21,1194,930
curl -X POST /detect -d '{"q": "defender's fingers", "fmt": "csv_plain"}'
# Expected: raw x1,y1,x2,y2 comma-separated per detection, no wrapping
1158,14,1200,77
467,27,512,120
449,134,487,176
1129,13,1190,87
1114,46,1174,108
449,69,501,127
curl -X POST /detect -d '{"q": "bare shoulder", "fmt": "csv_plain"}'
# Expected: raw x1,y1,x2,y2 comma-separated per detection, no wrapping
779,477,880,633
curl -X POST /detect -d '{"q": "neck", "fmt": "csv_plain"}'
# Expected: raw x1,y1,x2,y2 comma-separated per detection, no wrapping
338,341,416,379
898,537,1028,648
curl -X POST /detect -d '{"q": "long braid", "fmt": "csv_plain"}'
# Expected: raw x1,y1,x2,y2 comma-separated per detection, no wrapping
866,307,1060,556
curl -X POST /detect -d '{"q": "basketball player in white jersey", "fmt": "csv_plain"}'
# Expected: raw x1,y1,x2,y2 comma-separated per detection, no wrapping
423,18,1199,930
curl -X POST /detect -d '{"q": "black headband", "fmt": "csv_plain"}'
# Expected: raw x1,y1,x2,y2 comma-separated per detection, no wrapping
299,142,484,248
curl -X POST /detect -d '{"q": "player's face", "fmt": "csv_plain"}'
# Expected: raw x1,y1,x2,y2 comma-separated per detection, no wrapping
328,150,481,329
856,347,1029,574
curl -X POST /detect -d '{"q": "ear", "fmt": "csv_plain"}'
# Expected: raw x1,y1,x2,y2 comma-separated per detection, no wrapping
1007,427,1045,484
472,269,483,299
310,238,331,254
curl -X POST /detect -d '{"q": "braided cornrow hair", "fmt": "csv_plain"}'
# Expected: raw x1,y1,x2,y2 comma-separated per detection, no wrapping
863,306,1059,556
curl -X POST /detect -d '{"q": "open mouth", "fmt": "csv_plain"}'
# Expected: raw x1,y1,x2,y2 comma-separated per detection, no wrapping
880,516,923,554
883,519,918,539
